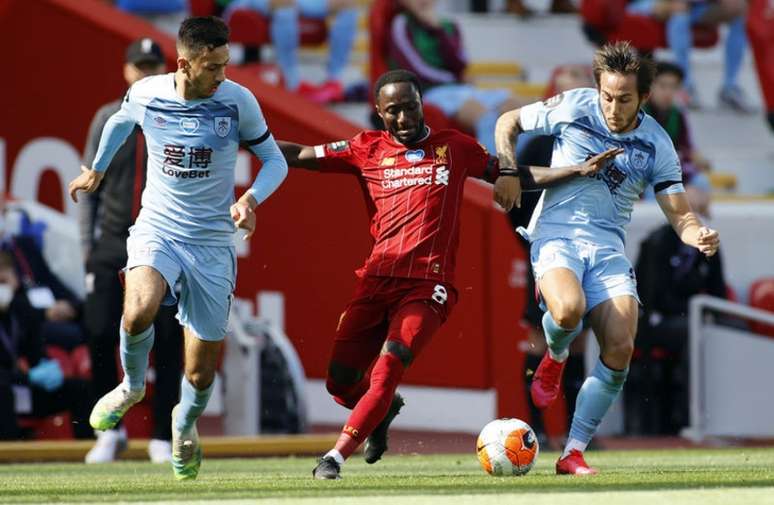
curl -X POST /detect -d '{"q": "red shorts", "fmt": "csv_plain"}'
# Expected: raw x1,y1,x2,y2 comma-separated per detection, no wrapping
329,276,457,372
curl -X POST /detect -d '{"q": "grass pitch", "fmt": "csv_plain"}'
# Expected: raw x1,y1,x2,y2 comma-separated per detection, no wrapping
1,448,773,504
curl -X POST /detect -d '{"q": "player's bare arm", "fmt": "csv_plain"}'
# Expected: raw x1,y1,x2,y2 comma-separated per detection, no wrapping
656,192,720,256
68,165,105,203
277,140,321,171
493,108,523,210
518,148,624,190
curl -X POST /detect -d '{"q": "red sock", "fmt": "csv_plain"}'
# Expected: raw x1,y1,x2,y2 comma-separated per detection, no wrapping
335,353,405,459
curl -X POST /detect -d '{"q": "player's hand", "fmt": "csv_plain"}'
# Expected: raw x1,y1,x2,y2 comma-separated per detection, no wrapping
68,166,104,203
696,226,719,257
576,147,624,177
494,174,522,211
231,201,256,241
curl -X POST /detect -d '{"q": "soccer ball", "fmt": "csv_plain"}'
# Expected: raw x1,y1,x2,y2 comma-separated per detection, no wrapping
476,418,539,476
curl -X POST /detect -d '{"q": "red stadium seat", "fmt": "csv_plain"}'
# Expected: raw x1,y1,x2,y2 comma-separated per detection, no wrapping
189,0,217,16
749,278,774,337
580,0,719,53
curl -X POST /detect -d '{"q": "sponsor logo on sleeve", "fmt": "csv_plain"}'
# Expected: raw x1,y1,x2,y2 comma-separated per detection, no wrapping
327,140,350,153
542,92,564,109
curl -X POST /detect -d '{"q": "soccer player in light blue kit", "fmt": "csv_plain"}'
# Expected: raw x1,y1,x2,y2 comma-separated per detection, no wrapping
493,42,720,475
68,16,288,480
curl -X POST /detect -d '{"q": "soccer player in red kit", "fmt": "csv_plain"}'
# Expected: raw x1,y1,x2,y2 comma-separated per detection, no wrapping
279,69,506,479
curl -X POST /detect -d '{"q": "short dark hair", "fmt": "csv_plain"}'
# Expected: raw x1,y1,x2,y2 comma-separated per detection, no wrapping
592,41,655,96
177,16,229,57
654,61,685,82
374,70,422,101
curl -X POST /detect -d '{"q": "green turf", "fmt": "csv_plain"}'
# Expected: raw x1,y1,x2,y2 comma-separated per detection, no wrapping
1,448,773,504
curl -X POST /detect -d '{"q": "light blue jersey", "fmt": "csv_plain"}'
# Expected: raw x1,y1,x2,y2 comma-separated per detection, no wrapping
520,87,684,250
92,73,287,247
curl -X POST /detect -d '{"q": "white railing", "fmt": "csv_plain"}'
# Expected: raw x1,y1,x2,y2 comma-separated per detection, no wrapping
685,294,774,441
223,299,308,435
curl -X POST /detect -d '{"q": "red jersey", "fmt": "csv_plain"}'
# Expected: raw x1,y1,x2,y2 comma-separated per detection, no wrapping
315,128,499,285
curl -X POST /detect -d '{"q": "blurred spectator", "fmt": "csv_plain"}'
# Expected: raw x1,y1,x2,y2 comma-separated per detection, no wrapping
626,180,726,435
114,0,189,35
80,38,183,464
224,0,358,103
643,62,711,182
746,0,774,132
627,0,752,111
388,0,528,153
469,0,576,15
1,211,85,353
0,252,92,440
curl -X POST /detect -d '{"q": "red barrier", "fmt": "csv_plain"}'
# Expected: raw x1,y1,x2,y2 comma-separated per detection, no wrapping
1,0,530,422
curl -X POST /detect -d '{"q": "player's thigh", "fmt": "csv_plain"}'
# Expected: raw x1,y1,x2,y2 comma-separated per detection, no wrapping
382,281,457,365
183,327,223,390
177,244,236,344
328,288,391,379
587,295,639,370
532,239,587,324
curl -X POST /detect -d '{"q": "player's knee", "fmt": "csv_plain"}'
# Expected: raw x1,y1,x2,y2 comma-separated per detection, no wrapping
605,339,635,367
186,369,215,390
326,362,364,395
122,307,154,336
551,303,584,330
381,340,414,368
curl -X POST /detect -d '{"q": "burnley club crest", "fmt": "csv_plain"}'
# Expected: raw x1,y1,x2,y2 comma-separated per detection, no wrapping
215,117,232,138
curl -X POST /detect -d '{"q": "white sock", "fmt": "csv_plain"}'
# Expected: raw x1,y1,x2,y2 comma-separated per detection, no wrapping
324,449,345,465
562,438,588,458
548,348,569,362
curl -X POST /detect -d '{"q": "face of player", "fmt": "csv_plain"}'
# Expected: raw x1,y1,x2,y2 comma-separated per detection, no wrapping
123,61,166,87
179,44,230,99
648,72,681,111
598,71,648,134
376,82,426,145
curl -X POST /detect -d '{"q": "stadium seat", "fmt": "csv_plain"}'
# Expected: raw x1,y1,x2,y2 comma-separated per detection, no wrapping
580,0,719,53
749,278,774,337
228,9,328,48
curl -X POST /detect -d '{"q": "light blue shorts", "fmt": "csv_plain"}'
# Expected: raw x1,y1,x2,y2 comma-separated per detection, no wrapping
530,237,640,314
126,226,236,342
225,0,329,18
423,84,511,118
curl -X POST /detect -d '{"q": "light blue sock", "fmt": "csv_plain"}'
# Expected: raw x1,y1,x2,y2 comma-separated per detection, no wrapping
542,311,582,360
568,359,628,444
271,7,300,90
666,12,693,90
175,377,214,433
722,15,747,91
326,8,357,81
119,319,154,392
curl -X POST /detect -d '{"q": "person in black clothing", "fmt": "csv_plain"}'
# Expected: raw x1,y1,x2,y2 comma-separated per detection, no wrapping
0,251,92,440
627,180,726,435
80,38,183,464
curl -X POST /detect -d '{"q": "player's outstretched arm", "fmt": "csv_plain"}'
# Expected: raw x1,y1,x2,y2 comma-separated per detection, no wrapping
518,147,623,190
277,141,321,171
656,192,720,256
